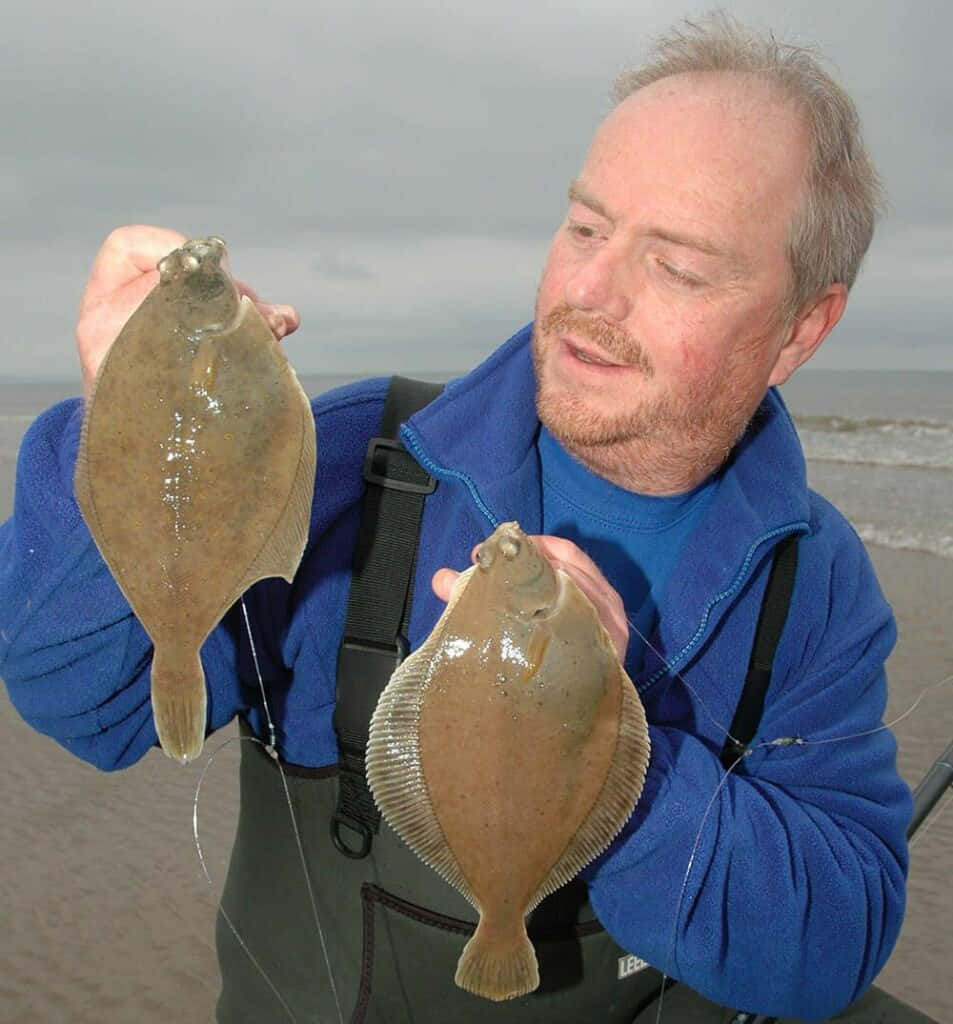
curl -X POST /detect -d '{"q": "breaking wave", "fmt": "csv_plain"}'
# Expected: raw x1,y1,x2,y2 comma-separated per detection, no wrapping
795,414,953,472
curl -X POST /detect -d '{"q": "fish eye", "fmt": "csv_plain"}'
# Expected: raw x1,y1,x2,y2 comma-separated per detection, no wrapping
476,543,496,569
499,536,521,560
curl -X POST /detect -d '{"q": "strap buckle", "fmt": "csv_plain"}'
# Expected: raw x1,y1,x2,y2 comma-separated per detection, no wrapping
336,636,407,712
331,636,408,859
363,437,436,494
330,811,375,859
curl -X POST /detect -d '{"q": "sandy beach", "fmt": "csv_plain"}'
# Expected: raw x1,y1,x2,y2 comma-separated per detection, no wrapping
864,547,953,1022
0,538,949,1023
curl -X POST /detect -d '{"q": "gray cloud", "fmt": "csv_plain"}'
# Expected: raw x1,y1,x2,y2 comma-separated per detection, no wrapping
1,0,950,377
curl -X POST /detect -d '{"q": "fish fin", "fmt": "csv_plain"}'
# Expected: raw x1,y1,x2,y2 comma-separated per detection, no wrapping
246,407,315,585
236,356,316,590
529,670,651,910
74,366,109,550
454,917,539,1001
151,645,208,764
367,622,476,905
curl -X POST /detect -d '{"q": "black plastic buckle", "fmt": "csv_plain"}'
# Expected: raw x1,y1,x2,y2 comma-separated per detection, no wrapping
331,636,408,859
363,437,436,494
330,811,374,859
335,636,408,725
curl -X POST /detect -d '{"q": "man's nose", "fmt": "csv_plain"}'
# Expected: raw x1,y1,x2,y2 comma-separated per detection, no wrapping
564,248,631,322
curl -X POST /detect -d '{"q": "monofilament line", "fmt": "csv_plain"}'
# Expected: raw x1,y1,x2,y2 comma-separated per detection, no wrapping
241,597,277,754
189,599,345,1024
192,734,299,1023
239,595,345,1024
625,617,952,1024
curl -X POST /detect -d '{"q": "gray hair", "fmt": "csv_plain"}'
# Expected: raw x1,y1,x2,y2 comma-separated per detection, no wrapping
612,12,885,319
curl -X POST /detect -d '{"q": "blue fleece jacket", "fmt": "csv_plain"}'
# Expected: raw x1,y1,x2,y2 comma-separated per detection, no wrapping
0,324,910,1018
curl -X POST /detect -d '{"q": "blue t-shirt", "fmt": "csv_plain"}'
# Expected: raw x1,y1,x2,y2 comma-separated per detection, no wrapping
538,426,717,674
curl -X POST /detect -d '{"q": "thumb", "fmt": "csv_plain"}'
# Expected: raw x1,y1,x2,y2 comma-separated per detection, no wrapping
431,568,460,604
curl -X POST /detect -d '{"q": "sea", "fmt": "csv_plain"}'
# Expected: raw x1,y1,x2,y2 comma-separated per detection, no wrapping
1,369,950,559
780,369,953,562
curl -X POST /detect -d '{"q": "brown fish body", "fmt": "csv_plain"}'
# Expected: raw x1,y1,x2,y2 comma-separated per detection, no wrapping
74,237,316,762
367,522,650,1000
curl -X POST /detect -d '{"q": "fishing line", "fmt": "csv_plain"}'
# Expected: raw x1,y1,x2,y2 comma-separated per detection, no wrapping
240,597,278,754
626,617,952,1024
189,599,345,1024
192,733,298,1023
239,596,345,1024
650,749,747,1024
632,617,951,760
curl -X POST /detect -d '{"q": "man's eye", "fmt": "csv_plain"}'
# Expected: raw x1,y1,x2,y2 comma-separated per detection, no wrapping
657,258,702,287
567,221,600,241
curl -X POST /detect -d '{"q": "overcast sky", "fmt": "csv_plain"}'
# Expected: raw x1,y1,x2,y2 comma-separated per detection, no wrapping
2,0,950,379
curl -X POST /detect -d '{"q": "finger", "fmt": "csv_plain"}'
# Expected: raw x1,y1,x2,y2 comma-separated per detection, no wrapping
274,304,301,333
78,227,187,330
530,535,629,661
530,534,603,575
236,275,300,340
257,303,301,340
108,225,189,274
556,558,628,646
84,226,187,291
432,567,461,603
235,278,262,304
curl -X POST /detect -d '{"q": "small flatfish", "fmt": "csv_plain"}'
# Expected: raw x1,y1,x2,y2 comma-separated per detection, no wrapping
367,521,651,1000
74,237,316,763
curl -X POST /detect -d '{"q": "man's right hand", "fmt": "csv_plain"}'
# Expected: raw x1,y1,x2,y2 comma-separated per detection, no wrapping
432,534,630,664
76,226,301,401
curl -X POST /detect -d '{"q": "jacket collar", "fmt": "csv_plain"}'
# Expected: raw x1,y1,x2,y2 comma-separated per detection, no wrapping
402,323,811,677
401,324,544,532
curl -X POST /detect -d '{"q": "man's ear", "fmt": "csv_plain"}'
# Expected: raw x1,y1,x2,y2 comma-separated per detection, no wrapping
768,282,848,387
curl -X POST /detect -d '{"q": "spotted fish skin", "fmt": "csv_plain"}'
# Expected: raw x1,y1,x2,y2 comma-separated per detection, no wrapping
367,522,651,1001
74,237,316,763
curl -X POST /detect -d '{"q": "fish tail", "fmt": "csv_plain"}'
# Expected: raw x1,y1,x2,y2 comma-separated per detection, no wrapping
151,645,207,764
454,917,539,1001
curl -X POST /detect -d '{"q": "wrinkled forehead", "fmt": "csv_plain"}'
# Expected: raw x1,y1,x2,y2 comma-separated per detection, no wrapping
602,70,810,150
583,72,811,249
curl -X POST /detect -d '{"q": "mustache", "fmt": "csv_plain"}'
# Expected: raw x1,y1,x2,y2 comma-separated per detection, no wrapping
538,305,654,376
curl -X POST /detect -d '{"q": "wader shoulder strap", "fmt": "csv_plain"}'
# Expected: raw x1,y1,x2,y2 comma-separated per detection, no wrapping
720,533,800,770
332,376,443,858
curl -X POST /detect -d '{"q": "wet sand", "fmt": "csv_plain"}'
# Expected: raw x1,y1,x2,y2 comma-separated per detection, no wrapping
867,547,953,1022
1,536,950,1021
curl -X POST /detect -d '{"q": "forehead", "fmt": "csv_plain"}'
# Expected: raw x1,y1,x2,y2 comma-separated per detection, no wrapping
579,72,810,251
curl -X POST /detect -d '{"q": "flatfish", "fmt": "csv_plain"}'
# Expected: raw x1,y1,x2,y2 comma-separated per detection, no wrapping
367,521,651,1000
74,237,316,763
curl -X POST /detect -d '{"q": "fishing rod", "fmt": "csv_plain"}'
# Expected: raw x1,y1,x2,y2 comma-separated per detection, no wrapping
727,736,953,1024
907,738,953,839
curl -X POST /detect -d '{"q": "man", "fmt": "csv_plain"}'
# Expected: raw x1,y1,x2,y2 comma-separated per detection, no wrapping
0,15,912,1024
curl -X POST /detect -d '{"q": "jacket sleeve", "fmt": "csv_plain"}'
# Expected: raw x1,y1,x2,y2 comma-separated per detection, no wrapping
583,523,912,1020
0,379,388,772
0,400,248,769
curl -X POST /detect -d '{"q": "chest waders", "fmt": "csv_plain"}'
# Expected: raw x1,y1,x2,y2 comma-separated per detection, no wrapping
215,377,799,1024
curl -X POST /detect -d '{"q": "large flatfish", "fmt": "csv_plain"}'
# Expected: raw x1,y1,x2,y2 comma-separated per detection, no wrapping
367,521,650,1000
74,236,316,763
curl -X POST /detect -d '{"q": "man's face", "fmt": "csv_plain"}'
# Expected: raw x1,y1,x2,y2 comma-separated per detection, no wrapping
532,72,813,492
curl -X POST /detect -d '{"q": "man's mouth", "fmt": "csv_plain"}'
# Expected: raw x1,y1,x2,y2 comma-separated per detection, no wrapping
566,340,625,368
